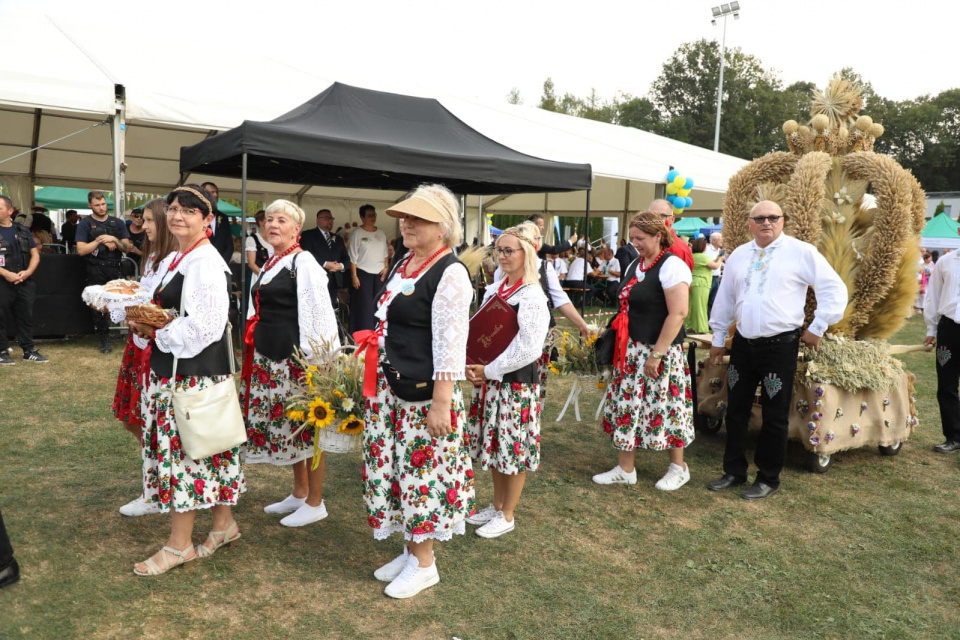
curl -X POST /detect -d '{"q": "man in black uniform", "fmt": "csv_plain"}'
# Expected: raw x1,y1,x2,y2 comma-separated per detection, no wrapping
60,209,79,252
301,208,351,306
0,196,47,364
76,190,131,353
529,213,578,260
201,182,234,264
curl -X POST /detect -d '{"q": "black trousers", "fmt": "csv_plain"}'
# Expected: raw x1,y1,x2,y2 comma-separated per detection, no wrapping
936,317,960,442
0,278,36,352
723,331,800,488
85,262,123,334
349,270,380,334
0,506,12,569
707,276,720,315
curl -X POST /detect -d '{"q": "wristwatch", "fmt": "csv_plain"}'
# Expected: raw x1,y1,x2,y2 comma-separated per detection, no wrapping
650,350,663,360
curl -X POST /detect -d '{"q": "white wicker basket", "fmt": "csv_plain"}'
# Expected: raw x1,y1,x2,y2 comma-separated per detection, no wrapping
314,424,362,454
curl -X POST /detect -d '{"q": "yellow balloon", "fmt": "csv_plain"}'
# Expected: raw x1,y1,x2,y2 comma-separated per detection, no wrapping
672,175,685,187
673,207,684,214
666,183,678,195
678,188,690,197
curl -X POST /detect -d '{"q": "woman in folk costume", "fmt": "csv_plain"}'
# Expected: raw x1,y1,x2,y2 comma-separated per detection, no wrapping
240,199,340,527
593,211,695,491
465,223,550,538
114,198,178,517
126,184,243,575
356,184,475,599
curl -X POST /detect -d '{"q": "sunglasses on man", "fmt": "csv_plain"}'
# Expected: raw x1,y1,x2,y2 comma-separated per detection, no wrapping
749,215,783,224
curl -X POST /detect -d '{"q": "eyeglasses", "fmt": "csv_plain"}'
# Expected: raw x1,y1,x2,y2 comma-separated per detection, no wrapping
659,214,673,219
495,247,521,257
167,206,202,217
750,215,783,224
130,214,142,219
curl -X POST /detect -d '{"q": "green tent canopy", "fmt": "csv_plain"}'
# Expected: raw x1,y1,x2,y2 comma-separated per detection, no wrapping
921,212,960,250
671,217,709,237
34,186,114,210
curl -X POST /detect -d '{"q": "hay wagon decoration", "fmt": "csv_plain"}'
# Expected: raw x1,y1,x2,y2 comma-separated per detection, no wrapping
695,77,926,473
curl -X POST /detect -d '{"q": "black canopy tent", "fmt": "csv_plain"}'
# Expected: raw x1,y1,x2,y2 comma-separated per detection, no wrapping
179,82,595,321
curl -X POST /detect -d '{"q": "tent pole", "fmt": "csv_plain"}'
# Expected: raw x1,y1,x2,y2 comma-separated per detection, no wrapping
240,152,248,362
581,189,591,318
478,195,484,246
111,85,127,215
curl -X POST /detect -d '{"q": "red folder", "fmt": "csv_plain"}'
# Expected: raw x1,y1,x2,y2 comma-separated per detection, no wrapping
467,296,520,365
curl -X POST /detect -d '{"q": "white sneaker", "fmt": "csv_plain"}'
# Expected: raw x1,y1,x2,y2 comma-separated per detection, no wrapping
264,494,306,514
384,555,440,599
374,547,410,582
475,511,515,539
119,495,160,517
280,501,328,527
592,465,637,485
655,463,691,491
466,504,497,525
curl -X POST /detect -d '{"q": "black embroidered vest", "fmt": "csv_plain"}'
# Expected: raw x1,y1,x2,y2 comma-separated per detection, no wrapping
619,254,685,346
252,255,300,362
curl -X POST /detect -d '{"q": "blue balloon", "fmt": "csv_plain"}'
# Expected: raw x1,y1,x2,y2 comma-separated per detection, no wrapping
684,177,694,190
666,170,680,183
686,197,694,208
666,194,677,204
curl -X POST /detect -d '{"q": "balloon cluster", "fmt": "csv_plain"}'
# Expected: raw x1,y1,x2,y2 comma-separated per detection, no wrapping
664,170,694,215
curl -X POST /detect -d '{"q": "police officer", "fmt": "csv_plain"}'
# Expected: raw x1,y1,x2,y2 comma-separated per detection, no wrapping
0,195,47,364
76,190,131,353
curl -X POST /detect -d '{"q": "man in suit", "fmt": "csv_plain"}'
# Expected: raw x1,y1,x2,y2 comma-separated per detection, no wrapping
529,213,578,260
301,208,351,307
614,235,639,283
200,182,234,264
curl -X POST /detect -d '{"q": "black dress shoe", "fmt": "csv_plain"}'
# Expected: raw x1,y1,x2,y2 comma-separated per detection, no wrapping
933,441,960,453
707,474,747,492
0,558,20,589
742,483,779,500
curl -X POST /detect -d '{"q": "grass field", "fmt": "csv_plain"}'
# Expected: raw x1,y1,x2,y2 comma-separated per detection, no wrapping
1,316,958,639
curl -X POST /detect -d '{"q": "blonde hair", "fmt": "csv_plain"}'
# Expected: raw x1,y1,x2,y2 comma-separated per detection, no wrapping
629,211,674,250
265,199,305,227
408,183,463,248
497,223,540,285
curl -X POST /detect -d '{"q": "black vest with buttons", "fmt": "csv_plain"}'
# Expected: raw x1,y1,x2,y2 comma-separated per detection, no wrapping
150,271,233,378
0,222,32,272
619,253,685,346
382,253,467,382
82,216,126,263
252,254,300,362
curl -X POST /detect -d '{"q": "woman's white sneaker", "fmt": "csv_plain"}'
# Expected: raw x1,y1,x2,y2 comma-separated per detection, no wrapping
119,495,160,517
655,463,690,491
374,548,410,582
264,494,306,514
592,465,637,485
475,511,515,539
466,504,497,525
280,501,328,527
383,555,440,599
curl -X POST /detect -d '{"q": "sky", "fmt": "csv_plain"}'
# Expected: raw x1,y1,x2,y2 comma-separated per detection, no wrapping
5,0,957,108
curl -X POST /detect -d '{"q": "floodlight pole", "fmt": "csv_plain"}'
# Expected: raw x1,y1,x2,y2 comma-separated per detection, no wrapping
713,13,728,153
240,152,248,361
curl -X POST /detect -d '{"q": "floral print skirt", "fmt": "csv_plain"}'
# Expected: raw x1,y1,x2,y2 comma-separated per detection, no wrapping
141,370,245,512
601,341,694,452
467,380,542,474
362,366,476,543
240,351,311,465
112,334,144,427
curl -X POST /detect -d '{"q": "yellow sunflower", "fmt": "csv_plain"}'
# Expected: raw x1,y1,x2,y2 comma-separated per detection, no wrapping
338,415,364,435
307,397,336,429
286,409,306,422
333,389,346,398
548,363,561,375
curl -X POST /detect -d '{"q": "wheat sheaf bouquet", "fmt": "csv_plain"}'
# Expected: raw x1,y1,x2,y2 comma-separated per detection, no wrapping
286,337,365,468
548,327,602,378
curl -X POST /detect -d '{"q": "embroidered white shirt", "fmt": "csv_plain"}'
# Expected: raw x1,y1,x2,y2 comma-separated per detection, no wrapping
709,233,848,347
478,279,551,382
924,250,960,337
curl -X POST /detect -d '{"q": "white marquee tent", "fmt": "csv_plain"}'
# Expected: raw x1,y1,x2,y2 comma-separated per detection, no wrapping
0,11,748,243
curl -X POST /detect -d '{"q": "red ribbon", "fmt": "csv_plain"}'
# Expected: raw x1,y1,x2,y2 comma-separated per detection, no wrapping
353,328,382,398
241,290,261,418
612,310,631,372
138,340,153,389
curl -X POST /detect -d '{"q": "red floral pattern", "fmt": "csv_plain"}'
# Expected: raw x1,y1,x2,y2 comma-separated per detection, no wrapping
141,371,245,512
467,380,543,474
600,341,694,452
112,333,144,427
362,364,475,542
240,352,312,465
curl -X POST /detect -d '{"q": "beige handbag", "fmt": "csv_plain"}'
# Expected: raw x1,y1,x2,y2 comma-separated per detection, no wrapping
169,287,246,461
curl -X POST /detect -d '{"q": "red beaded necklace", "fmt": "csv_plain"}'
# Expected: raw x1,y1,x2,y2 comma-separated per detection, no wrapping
639,247,669,272
399,246,448,280
261,241,301,275
497,276,525,300
168,234,209,272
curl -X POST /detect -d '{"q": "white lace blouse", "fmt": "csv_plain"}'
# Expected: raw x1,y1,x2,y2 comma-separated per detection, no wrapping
375,260,472,382
246,250,340,358
480,278,551,382
152,244,231,360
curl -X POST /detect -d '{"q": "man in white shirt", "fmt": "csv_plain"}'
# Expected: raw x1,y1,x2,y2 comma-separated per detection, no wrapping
708,201,847,500
705,232,723,314
923,240,960,453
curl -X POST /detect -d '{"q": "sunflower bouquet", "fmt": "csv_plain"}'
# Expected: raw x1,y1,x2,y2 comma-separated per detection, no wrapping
286,337,365,467
548,328,601,378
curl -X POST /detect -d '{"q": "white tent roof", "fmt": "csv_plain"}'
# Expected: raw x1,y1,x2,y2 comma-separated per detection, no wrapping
0,10,747,240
